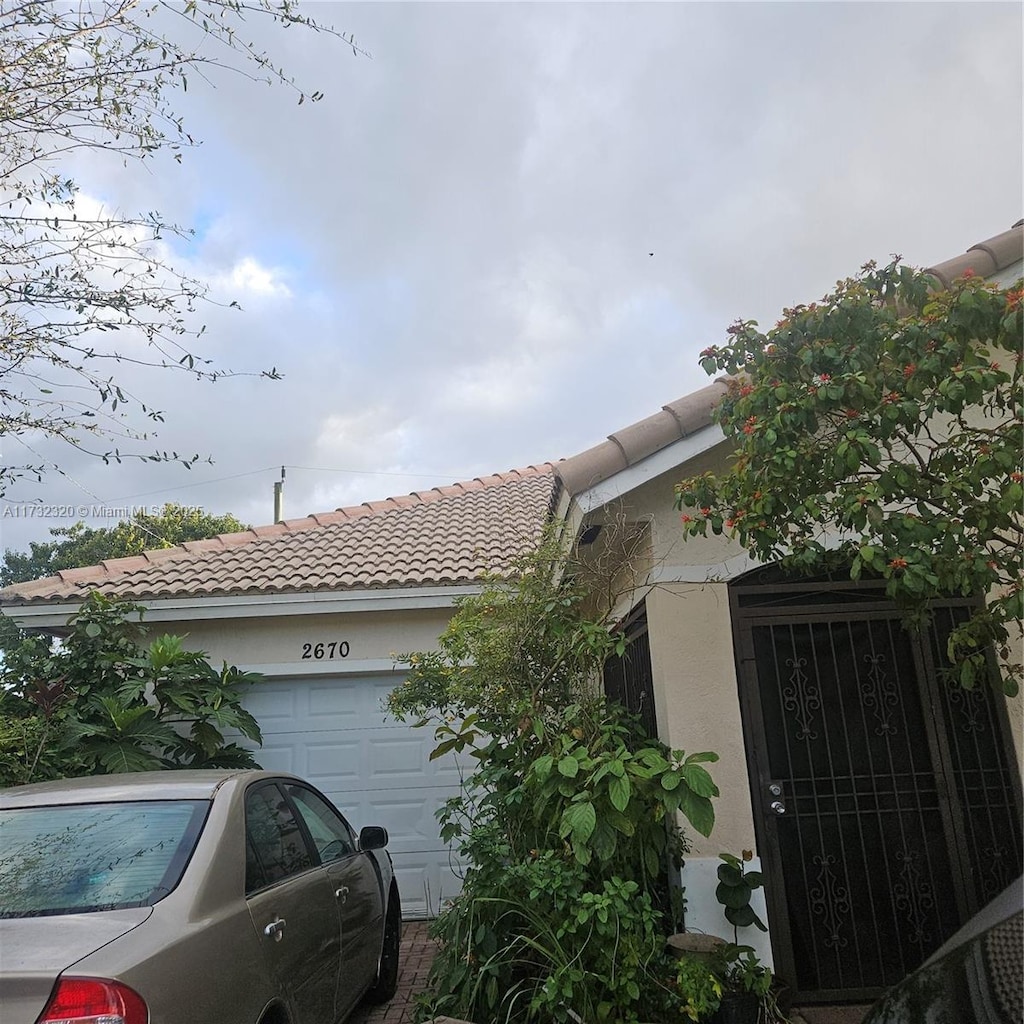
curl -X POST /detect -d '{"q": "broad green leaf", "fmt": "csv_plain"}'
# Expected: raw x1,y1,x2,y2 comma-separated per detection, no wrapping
560,800,596,843
533,754,555,780
681,762,719,798
677,788,715,837
608,773,631,812
716,880,752,909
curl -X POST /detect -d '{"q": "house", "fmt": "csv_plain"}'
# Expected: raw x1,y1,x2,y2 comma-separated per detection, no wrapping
0,466,559,920
2,222,1021,1003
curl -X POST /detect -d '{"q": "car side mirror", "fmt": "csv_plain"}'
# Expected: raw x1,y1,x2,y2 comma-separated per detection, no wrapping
359,825,389,851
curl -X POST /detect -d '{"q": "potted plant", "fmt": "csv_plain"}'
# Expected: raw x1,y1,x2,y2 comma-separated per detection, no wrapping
708,943,776,1023
710,853,790,1023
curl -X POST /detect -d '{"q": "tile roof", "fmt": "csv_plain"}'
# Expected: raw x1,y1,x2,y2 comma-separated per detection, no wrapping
553,379,731,497
555,220,1024,498
925,219,1023,289
1,466,558,604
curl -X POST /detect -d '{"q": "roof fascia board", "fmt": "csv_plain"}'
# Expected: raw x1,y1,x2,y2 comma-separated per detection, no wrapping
648,553,761,586
992,259,1023,287
2,584,484,630
573,424,727,515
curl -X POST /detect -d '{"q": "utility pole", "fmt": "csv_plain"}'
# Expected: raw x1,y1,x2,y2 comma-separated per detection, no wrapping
273,466,286,524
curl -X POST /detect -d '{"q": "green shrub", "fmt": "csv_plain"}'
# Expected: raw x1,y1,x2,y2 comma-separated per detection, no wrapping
0,593,263,786
389,534,720,1023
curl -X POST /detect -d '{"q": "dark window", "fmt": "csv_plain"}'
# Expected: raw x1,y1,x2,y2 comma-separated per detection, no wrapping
0,800,208,917
284,783,356,863
245,784,313,892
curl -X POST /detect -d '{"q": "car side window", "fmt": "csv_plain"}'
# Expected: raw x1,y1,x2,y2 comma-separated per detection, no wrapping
284,783,357,864
244,784,313,893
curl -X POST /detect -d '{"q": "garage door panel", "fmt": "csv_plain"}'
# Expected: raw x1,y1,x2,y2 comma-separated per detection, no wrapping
368,735,429,777
306,740,362,780
244,687,299,721
307,684,367,719
253,744,296,773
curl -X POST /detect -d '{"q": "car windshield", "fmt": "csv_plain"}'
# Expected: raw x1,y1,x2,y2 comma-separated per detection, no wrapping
0,800,209,917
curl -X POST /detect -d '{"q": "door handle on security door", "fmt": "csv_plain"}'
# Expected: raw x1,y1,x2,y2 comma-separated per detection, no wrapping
335,886,350,903
264,917,286,941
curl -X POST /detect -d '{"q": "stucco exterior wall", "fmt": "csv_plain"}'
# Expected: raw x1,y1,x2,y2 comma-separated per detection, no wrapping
145,605,455,679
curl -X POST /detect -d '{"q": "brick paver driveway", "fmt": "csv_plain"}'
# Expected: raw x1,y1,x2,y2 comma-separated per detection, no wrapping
348,921,438,1024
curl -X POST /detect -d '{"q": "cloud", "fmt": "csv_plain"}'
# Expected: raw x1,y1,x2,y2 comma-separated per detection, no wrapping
2,1,1020,560
212,257,293,300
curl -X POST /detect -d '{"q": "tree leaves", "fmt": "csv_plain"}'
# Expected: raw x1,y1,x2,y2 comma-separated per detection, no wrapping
0,3,362,493
678,265,1023,696
0,593,266,784
1,506,249,589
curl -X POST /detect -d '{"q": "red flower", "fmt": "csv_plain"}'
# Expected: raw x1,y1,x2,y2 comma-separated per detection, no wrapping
961,268,977,279
888,558,908,571
903,364,916,379
1010,472,1023,484
742,416,758,435
701,507,712,517
680,514,693,524
739,384,754,398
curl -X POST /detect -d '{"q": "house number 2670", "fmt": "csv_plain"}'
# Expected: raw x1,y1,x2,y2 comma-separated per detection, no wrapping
301,641,350,660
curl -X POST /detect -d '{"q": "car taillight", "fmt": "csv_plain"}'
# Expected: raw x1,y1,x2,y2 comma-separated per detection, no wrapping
36,977,147,1024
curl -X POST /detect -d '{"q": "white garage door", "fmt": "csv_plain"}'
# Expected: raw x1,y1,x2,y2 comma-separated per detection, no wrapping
242,674,465,919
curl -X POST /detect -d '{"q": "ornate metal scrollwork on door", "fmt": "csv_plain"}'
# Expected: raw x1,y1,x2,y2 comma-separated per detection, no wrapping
945,676,985,733
782,655,821,741
861,652,900,736
893,845,935,946
982,843,1010,900
809,853,851,949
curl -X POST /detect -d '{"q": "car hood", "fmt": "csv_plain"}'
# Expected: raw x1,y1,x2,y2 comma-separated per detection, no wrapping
0,907,152,1024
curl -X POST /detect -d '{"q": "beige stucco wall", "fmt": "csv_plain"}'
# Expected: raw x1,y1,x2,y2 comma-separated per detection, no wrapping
584,448,761,856
646,582,755,855
148,605,455,677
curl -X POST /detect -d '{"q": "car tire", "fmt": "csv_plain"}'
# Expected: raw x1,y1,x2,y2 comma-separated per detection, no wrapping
365,883,401,1005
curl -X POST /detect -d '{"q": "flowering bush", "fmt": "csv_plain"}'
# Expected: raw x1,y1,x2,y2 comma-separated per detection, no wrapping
677,263,1023,695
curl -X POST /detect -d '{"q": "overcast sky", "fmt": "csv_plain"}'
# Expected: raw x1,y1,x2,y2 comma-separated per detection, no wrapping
2,1,1021,558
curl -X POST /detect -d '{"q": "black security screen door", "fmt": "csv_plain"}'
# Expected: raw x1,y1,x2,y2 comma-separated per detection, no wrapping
731,579,1022,1004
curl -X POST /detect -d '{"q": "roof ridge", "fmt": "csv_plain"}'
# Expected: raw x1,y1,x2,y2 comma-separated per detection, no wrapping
1,462,559,599
555,219,1023,499
925,220,1023,289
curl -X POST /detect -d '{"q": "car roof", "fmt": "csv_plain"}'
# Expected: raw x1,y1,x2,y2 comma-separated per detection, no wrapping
0,769,296,807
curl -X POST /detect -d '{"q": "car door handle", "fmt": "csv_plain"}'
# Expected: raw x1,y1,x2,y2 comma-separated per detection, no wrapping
335,886,349,903
263,917,286,941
